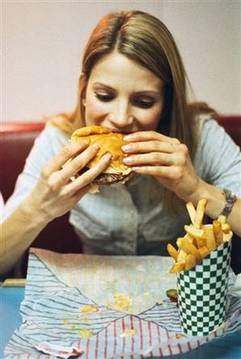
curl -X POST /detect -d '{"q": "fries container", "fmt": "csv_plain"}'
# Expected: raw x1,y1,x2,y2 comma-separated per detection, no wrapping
177,240,231,336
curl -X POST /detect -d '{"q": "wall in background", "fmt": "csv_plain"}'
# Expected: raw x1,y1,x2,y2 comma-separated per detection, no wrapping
162,0,241,115
1,0,240,122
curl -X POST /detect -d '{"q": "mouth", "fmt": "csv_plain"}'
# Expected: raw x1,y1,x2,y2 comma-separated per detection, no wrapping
106,127,136,134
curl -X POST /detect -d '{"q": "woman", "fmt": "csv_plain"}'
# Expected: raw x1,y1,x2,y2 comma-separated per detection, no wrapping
1,10,241,275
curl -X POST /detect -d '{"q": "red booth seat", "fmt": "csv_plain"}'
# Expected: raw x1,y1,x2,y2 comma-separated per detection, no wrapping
0,122,82,255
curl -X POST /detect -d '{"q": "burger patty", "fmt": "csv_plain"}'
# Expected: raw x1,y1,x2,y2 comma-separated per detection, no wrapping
93,171,135,185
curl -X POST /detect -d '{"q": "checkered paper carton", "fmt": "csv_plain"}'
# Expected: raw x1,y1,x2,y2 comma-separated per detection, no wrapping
177,240,231,337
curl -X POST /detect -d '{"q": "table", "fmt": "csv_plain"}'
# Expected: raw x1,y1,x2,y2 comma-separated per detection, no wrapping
0,287,241,359
0,287,25,358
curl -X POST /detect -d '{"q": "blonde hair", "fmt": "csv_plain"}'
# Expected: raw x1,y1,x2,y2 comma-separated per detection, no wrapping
50,10,215,212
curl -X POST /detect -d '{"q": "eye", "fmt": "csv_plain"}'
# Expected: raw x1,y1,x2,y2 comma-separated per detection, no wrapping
132,96,155,109
94,92,114,102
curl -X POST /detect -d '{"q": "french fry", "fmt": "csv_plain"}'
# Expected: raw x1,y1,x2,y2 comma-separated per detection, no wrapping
194,199,207,228
213,220,223,246
217,215,226,224
170,261,185,273
184,225,204,239
223,231,233,242
186,202,196,224
167,243,178,261
184,254,196,271
198,246,210,259
167,199,232,274
203,225,216,251
184,233,194,243
194,236,207,249
177,249,187,262
177,237,202,262
176,237,184,248
221,223,231,233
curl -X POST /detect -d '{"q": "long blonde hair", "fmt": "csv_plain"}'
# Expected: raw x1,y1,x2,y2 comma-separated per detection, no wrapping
51,10,215,212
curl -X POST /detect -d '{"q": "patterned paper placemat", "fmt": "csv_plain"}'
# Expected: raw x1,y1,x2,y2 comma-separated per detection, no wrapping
4,248,241,358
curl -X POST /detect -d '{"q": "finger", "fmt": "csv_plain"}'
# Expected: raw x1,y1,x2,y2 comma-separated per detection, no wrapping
123,152,174,166
71,184,91,202
132,165,182,180
122,140,180,154
47,144,100,190
123,131,180,145
62,153,112,196
42,141,89,177
61,144,100,179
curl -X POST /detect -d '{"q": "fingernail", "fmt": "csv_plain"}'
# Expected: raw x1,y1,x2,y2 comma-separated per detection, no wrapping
121,145,130,152
123,135,132,141
76,139,88,145
72,140,88,150
123,156,132,164
93,143,100,150
103,153,112,161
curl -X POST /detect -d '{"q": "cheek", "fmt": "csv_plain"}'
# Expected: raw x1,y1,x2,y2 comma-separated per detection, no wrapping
137,108,162,130
85,97,107,126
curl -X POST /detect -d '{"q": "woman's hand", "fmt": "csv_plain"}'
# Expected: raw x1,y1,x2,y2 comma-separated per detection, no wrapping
28,141,112,223
122,131,200,202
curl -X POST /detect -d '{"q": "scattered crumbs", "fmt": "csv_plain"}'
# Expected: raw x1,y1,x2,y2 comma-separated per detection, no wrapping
136,264,145,272
218,322,226,330
156,299,163,305
120,329,137,337
35,342,84,357
73,348,84,356
63,319,76,330
80,316,90,323
112,294,133,311
80,305,99,313
78,329,93,339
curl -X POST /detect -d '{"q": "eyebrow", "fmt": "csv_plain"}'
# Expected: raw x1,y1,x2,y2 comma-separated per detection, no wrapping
92,82,161,96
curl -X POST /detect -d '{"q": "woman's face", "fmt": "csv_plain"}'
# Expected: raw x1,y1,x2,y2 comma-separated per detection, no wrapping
84,52,164,133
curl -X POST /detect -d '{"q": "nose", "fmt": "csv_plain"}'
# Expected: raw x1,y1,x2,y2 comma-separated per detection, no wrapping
108,102,134,128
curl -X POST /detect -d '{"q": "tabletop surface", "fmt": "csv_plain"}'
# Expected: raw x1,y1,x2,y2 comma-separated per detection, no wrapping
0,287,241,359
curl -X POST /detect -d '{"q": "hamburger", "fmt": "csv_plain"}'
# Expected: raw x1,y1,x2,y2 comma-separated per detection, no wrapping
71,125,134,185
